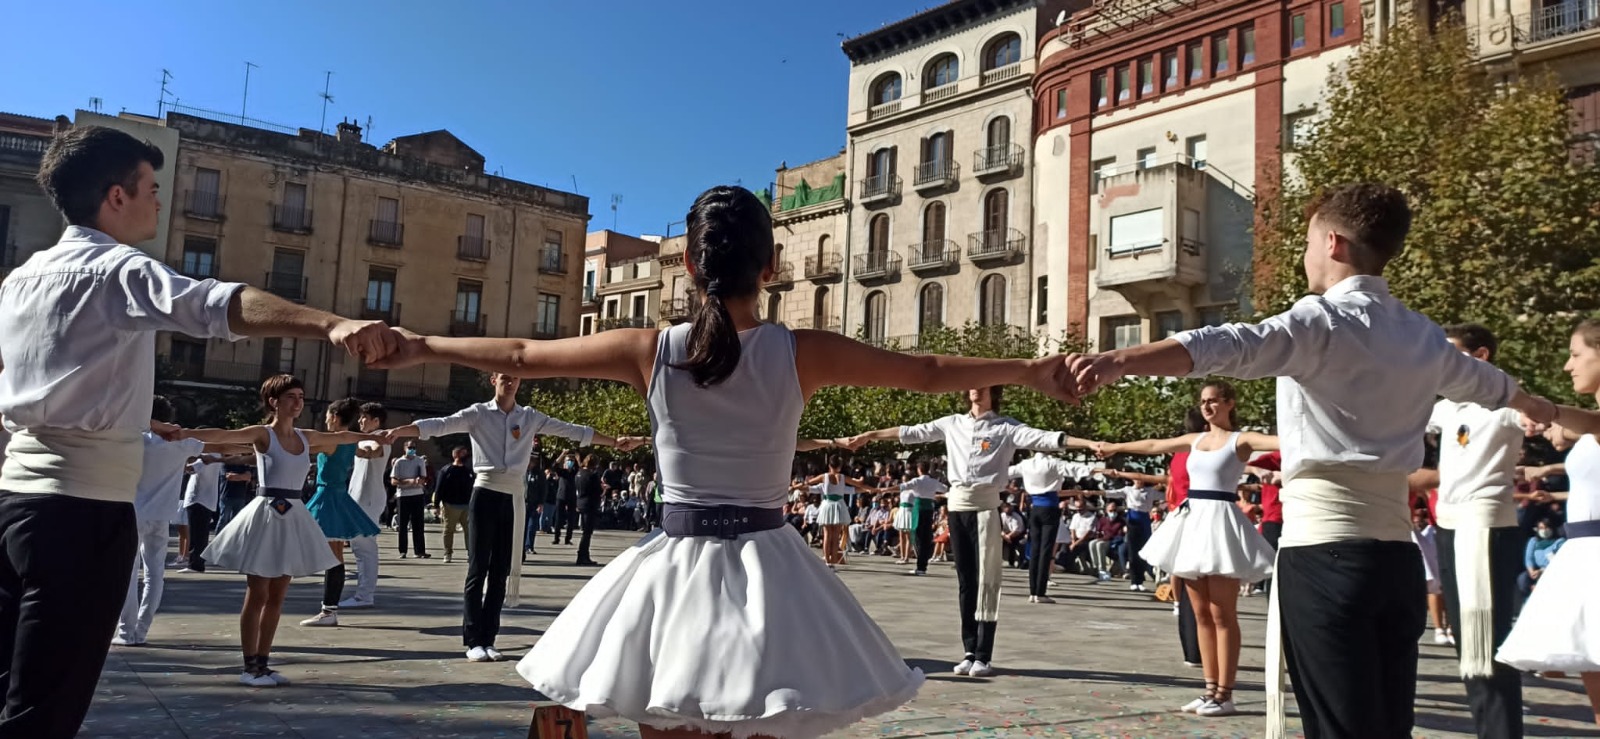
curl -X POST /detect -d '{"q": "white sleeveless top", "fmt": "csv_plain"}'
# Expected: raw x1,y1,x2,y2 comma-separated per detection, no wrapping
647,323,804,509
1185,432,1246,494
257,428,311,491
817,473,851,501
1566,435,1600,524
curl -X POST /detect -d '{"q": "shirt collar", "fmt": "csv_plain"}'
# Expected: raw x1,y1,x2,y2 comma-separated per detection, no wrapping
967,411,998,422
60,225,120,246
1322,274,1390,299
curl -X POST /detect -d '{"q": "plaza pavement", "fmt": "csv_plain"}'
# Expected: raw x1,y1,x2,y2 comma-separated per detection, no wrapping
84,527,1599,738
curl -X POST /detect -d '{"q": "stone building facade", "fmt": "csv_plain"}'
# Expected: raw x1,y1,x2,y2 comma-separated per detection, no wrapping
0,113,65,278
581,230,662,334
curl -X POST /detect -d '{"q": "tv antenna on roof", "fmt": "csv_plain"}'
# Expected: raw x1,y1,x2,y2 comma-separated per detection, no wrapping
157,69,174,118
89,97,102,113
318,71,335,135
611,194,623,231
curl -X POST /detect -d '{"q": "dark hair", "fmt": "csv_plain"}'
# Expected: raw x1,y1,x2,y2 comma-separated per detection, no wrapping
327,398,361,430
827,454,844,471
36,126,165,227
359,402,388,426
452,446,469,456
150,394,174,424
672,186,774,387
1443,323,1498,361
1182,406,1208,434
259,374,304,423
1575,317,1600,350
1200,380,1240,428
1304,183,1412,270
583,454,598,469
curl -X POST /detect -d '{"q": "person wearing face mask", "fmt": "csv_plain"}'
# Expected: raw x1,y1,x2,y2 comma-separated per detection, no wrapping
1518,518,1564,597
389,441,431,559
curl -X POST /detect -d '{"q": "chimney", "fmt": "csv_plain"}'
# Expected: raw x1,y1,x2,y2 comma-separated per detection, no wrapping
336,118,362,144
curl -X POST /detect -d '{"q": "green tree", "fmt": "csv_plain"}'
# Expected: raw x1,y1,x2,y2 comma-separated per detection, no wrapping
1254,17,1600,402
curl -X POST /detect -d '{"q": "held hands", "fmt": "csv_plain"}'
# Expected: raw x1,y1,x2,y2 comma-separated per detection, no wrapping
1091,441,1117,459
150,421,182,442
329,319,405,365
1063,352,1125,400
364,327,428,371
614,436,651,452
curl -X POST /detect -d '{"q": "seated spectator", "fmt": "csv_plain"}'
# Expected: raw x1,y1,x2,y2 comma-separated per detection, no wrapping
803,495,822,546
1520,517,1566,597
1057,502,1099,574
1000,502,1027,569
785,500,806,533
1089,499,1126,582
867,497,895,554
848,514,870,554
932,509,950,563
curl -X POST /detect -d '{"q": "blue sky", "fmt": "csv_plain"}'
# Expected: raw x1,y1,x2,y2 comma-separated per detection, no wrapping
0,0,940,237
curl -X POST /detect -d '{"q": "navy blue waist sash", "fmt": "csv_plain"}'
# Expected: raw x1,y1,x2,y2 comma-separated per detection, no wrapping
1567,520,1600,539
1179,489,1238,512
258,486,301,499
662,503,787,540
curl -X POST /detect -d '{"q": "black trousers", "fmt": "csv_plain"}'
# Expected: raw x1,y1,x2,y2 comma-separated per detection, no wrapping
1437,526,1525,739
396,495,427,555
948,510,996,663
576,503,600,562
913,499,935,572
1279,540,1426,739
1125,514,1152,586
1027,504,1061,596
1175,578,1202,664
217,493,251,531
1259,520,1283,593
184,503,215,573
0,491,136,739
559,498,577,543
463,487,514,648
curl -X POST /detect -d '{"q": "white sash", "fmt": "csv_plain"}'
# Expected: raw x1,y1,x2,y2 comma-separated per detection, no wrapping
476,469,529,607
1436,497,1514,679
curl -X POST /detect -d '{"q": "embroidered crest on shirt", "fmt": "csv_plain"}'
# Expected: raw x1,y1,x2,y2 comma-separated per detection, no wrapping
511,424,523,440
269,497,291,516
979,438,993,453
1456,424,1470,447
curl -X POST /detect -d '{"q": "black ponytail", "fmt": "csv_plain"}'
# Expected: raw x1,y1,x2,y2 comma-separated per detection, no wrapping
673,185,774,387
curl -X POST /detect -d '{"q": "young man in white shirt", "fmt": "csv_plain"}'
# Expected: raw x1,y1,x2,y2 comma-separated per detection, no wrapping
1410,324,1527,739
340,402,391,610
389,441,431,558
894,460,948,575
0,126,400,737
846,387,1091,677
178,446,229,574
114,396,205,647
1008,452,1088,602
386,372,643,662
1065,184,1555,739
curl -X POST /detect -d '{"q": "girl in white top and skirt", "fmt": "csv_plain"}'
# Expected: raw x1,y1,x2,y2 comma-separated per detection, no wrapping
363,185,1079,739
796,455,876,568
1092,380,1278,718
175,375,382,687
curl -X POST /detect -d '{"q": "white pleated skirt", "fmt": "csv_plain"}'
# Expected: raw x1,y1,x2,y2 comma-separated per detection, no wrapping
1497,536,1600,672
203,496,340,578
517,525,923,738
892,506,915,531
815,499,850,527
1140,499,1275,582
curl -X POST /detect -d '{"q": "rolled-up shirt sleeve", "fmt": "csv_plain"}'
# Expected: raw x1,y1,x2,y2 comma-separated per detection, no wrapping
110,255,244,340
414,407,480,440
1171,298,1332,381
530,410,595,447
899,417,947,445
1436,342,1518,409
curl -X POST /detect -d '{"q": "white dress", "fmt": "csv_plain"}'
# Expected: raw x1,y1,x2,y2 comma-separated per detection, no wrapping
814,474,852,527
202,428,339,578
1139,432,1275,582
892,490,916,531
1413,525,1443,596
517,323,921,738
1497,434,1600,672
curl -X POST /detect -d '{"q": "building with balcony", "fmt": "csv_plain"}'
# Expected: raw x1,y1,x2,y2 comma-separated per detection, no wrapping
580,230,661,335
0,113,68,281
768,153,848,332
1034,0,1362,349
1459,0,1600,163
841,0,1058,345
155,112,590,413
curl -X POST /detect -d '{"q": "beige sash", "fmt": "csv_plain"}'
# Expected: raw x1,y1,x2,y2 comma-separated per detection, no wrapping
1436,498,1514,679
0,427,143,502
477,469,529,607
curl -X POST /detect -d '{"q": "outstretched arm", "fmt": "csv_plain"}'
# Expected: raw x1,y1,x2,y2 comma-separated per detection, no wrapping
793,330,1075,403
796,438,849,452
305,430,387,455
175,426,270,450
369,329,658,392
1097,434,1197,458
1102,469,1169,486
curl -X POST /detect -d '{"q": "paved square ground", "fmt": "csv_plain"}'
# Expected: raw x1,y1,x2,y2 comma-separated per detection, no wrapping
85,528,1598,738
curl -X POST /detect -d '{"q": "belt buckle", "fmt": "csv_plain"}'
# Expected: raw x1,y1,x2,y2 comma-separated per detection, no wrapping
716,505,739,540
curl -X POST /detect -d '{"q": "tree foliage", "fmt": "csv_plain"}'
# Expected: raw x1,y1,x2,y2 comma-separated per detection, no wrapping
1254,18,1600,402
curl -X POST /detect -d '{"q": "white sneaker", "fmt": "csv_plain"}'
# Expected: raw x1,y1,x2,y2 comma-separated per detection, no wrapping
953,658,975,675
239,671,276,688
1036,595,1056,604
1183,661,1204,669
1196,699,1237,717
178,567,201,574
1130,584,1148,592
1097,571,1111,582
299,611,338,627
1180,696,1209,713
111,635,135,647
968,661,995,677
484,647,505,662
466,647,491,662
261,668,291,686
1173,603,1181,616
337,597,374,610
1434,629,1451,645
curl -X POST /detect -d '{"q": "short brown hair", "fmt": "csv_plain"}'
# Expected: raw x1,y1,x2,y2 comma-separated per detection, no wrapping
36,126,164,227
259,374,304,422
1443,323,1498,361
1304,183,1412,270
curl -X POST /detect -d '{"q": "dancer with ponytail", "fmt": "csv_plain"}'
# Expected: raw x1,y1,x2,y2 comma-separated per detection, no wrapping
366,185,1079,738
795,455,878,568
176,376,384,686
890,459,947,570
298,398,385,628
1092,381,1277,717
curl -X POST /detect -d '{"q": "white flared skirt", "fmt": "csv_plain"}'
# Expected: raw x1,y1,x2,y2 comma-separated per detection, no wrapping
203,496,340,578
517,525,923,738
1140,499,1275,582
1497,536,1600,672
815,499,851,527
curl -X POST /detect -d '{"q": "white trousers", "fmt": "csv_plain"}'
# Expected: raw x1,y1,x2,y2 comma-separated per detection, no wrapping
117,520,170,643
349,534,380,603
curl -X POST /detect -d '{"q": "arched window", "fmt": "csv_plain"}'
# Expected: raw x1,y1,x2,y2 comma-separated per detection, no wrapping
983,188,1010,243
926,54,960,88
919,283,945,334
924,131,952,171
979,274,1007,325
985,33,1022,70
871,73,903,106
813,286,830,328
922,201,946,254
767,293,782,323
869,214,890,256
864,291,887,344
987,117,1012,149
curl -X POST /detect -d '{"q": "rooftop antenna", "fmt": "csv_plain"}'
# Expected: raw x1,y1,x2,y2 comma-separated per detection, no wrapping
610,194,622,231
240,61,258,124
365,114,373,140
157,69,174,118
318,71,335,134
89,97,103,113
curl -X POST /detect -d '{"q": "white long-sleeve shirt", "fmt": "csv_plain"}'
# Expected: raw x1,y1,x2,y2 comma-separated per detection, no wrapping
182,458,224,512
899,412,1064,488
1008,455,1088,496
1172,276,1518,482
414,402,594,493
134,434,204,523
